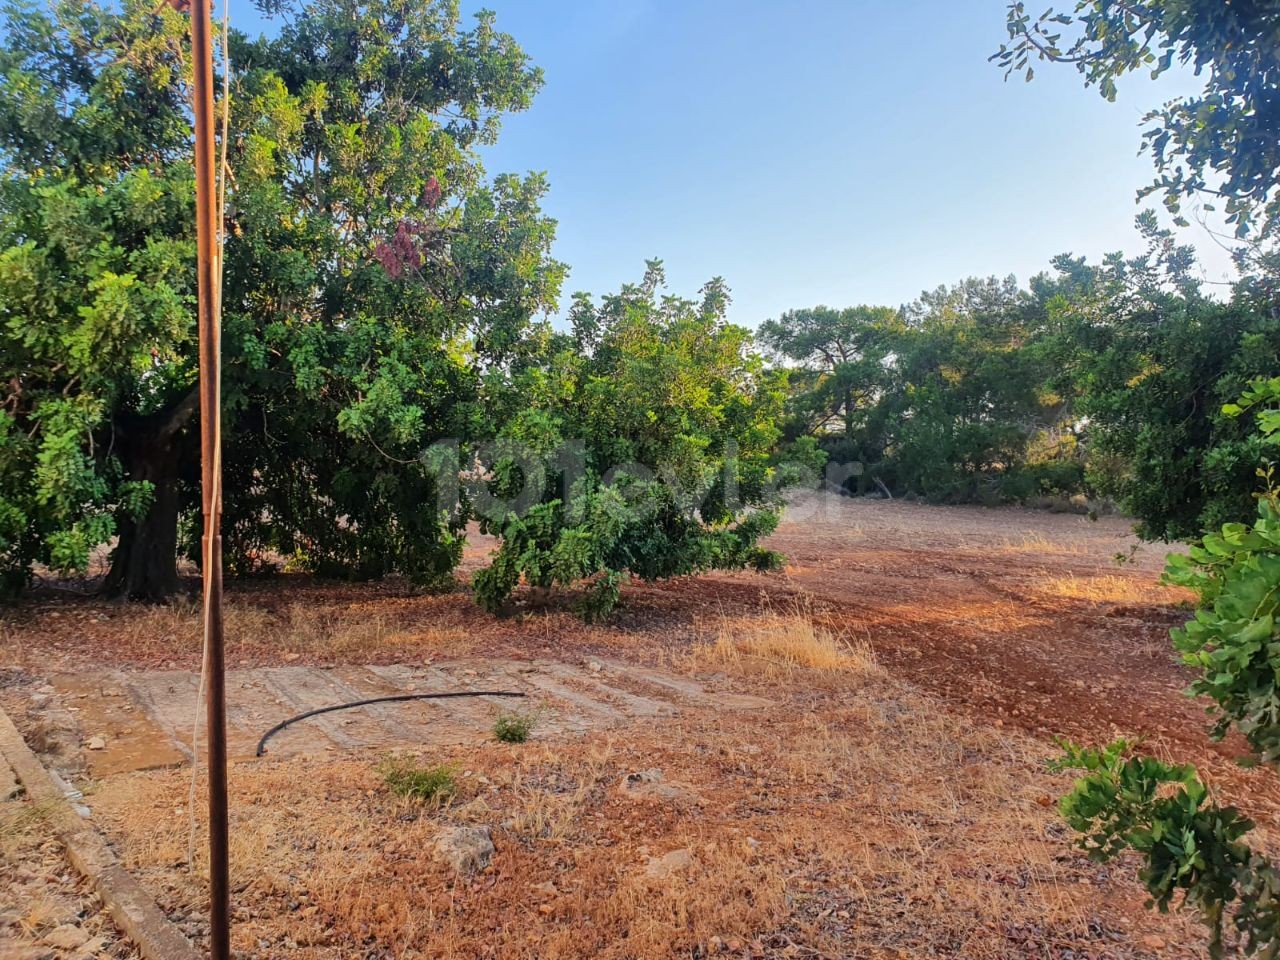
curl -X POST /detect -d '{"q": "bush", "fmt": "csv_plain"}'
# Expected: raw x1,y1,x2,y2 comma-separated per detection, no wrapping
1051,740,1276,958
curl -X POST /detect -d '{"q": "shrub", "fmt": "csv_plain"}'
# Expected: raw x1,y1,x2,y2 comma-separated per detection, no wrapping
492,709,537,744
378,757,457,804
1054,379,1280,957
471,263,786,621
1051,740,1276,958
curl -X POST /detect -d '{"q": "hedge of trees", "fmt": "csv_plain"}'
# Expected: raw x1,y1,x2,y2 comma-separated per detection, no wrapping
763,222,1280,541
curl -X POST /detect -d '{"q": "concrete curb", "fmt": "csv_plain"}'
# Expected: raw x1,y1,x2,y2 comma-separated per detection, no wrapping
0,704,202,960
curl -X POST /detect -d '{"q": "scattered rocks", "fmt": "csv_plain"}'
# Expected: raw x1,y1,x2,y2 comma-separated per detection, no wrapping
643,847,694,880
432,825,494,874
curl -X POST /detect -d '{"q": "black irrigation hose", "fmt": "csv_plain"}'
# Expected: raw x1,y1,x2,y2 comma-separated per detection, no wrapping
255,690,527,756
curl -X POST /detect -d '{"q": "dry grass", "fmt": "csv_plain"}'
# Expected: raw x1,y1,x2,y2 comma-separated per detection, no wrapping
107,598,458,660
1038,573,1189,606
88,660,1208,960
686,608,882,679
994,532,1089,556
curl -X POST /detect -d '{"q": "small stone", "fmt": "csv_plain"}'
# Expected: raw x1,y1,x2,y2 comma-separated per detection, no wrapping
619,769,703,805
1140,935,1166,951
433,825,494,874
75,935,108,957
587,660,602,673
644,847,694,880
85,736,106,751
43,924,90,950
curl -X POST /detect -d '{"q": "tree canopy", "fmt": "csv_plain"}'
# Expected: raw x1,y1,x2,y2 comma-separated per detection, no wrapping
995,0,1280,238
471,263,786,620
0,0,562,598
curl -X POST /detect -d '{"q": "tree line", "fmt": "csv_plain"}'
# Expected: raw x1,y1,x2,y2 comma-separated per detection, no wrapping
764,221,1280,542
2,0,1279,616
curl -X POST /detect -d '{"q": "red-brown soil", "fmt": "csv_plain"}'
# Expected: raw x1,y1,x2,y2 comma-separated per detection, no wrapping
1,493,1275,958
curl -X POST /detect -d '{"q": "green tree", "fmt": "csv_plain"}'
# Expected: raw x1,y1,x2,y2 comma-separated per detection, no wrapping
1038,223,1280,540
0,0,562,598
758,305,901,443
471,263,785,620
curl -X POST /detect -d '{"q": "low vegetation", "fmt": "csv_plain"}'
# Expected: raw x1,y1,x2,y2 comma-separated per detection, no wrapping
492,709,537,744
378,757,458,806
688,609,880,679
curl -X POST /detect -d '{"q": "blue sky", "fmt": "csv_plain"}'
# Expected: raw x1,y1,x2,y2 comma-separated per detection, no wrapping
238,0,1234,325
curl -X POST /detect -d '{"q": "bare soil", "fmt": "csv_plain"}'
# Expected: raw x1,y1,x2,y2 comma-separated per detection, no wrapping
1,493,1275,958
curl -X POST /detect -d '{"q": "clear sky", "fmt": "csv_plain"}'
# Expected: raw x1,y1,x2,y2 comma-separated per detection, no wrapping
238,0,1236,325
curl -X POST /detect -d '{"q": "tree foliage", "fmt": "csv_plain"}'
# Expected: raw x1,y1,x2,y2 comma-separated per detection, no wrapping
471,263,785,620
0,0,562,598
762,224,1279,534
761,278,1081,504
995,0,1280,237
758,305,900,444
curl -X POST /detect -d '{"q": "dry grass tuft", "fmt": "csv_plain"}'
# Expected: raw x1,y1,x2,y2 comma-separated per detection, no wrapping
687,608,881,679
1038,573,1188,606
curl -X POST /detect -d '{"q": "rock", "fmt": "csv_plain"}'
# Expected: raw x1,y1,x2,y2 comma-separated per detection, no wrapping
644,848,694,880
1140,935,1166,952
587,659,602,673
85,736,106,751
433,825,494,874
43,924,90,950
618,769,703,805
74,935,108,957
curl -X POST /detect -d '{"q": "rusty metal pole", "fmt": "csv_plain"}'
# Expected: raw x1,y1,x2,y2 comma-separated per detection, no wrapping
188,0,231,957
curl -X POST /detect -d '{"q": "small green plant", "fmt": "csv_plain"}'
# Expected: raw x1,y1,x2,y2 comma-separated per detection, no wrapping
492,708,537,744
378,756,457,804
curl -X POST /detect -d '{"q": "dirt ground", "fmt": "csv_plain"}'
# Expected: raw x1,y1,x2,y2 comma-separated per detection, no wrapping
2,492,1275,959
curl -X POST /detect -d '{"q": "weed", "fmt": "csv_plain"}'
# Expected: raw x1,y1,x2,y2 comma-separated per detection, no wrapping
378,756,457,804
492,708,537,744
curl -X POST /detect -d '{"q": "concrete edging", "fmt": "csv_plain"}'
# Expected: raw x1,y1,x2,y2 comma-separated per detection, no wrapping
0,704,202,960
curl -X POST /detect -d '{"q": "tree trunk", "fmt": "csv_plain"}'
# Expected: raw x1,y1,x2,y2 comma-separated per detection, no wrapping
103,390,198,601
